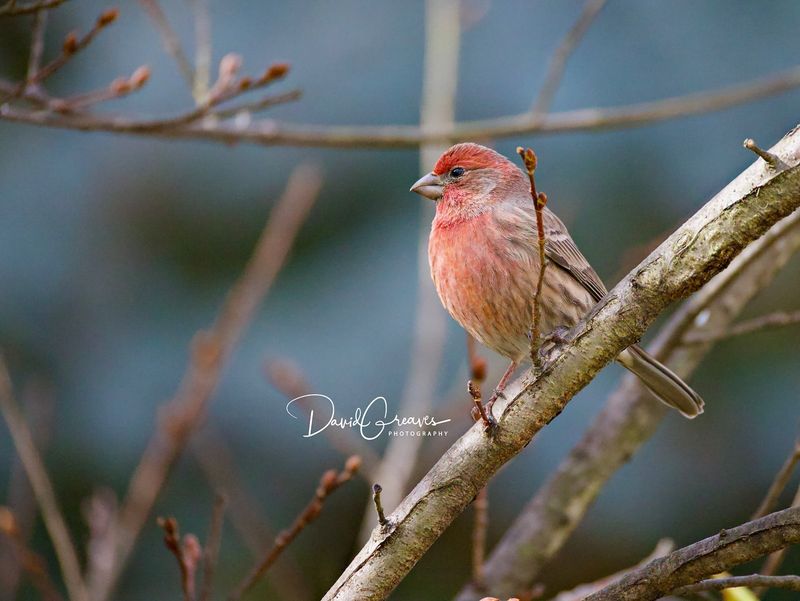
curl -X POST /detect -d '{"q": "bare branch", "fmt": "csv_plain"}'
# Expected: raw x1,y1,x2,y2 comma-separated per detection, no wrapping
457,191,800,600
744,137,789,170
3,66,800,148
757,483,800,588
531,0,608,115
0,507,64,601
0,0,65,18
97,165,323,601
323,125,800,601
157,517,201,601
684,309,800,344
228,456,361,601
26,9,47,83
583,506,800,601
0,357,89,601
676,574,800,595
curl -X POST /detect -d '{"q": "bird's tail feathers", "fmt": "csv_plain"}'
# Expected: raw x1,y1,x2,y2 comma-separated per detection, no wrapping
618,345,704,419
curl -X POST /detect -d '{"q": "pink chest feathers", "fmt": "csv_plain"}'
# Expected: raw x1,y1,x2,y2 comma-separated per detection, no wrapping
428,213,539,360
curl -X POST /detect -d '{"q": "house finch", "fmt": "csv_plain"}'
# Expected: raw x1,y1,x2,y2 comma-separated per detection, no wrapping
411,143,703,421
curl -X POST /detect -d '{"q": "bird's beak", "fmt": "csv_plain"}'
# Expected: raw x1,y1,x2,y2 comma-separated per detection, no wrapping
410,172,444,201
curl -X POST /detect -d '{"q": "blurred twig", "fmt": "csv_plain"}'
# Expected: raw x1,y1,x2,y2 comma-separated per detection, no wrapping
0,507,64,601
192,424,313,601
190,0,211,103
228,456,361,601
157,517,201,601
0,379,54,600
0,0,65,17
531,0,608,115
684,309,800,344
457,208,800,600
356,0,459,544
0,357,89,601
752,434,800,520
678,574,800,596
199,495,225,601
471,487,489,591
97,165,323,601
137,0,194,87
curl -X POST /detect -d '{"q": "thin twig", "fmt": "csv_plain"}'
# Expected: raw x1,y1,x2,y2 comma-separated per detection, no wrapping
0,507,64,601
4,65,800,147
753,434,800,519
684,309,800,344
199,494,226,601
190,0,211,103
0,0,65,17
468,380,493,430
1,379,55,599
83,487,119,599
228,456,361,600
372,484,388,529
157,517,201,601
137,0,194,87
191,424,313,601
675,574,800,595
516,147,548,369
744,137,789,170
472,487,489,591
30,8,119,86
98,165,323,601
531,0,608,115
26,9,48,85
0,357,89,601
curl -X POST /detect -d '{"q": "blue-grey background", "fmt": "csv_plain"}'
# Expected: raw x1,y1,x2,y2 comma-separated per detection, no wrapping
1,1,799,599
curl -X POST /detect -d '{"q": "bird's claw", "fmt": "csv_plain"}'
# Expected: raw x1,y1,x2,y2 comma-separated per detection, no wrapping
536,325,572,369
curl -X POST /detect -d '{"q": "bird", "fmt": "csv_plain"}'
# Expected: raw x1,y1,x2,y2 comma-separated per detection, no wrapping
410,142,704,423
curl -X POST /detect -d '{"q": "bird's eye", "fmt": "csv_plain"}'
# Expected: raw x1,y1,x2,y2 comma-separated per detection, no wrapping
450,167,465,178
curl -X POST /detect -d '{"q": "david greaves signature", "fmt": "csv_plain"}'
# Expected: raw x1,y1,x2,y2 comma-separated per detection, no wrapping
286,394,451,441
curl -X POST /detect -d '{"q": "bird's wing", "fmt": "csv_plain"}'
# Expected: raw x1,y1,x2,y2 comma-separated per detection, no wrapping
542,208,608,302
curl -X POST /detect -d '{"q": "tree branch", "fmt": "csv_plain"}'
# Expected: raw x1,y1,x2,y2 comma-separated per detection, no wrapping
583,506,800,601
322,125,800,601
3,66,800,148
457,171,800,600
684,309,800,344
0,358,89,601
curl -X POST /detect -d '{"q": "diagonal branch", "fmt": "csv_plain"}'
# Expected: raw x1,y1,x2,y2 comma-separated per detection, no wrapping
583,506,800,601
457,168,800,600
531,0,608,115
322,125,800,601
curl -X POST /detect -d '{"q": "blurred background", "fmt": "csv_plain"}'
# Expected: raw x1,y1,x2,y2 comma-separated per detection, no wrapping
1,1,799,599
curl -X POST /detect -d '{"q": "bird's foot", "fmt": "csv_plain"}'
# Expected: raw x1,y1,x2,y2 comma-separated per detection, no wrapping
534,326,572,374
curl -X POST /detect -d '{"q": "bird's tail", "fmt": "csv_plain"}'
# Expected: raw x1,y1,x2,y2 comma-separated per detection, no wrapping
617,344,704,419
